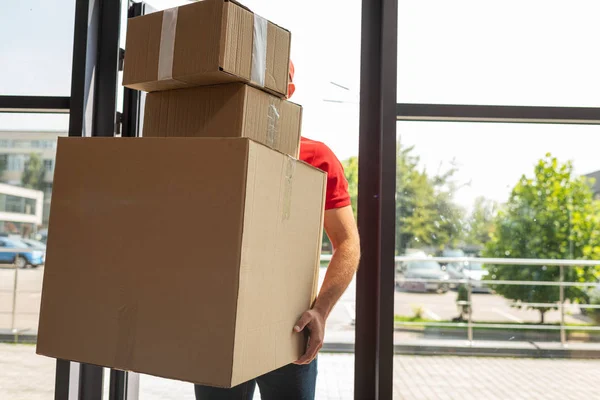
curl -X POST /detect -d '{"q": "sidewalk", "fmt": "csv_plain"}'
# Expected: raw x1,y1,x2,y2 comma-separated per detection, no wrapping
3,343,600,400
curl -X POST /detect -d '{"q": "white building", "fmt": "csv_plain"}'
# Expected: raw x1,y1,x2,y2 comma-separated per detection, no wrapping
0,182,44,236
0,130,63,227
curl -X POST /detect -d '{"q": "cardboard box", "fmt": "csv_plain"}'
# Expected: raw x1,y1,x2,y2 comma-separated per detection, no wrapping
37,137,326,388
143,83,302,158
123,0,291,97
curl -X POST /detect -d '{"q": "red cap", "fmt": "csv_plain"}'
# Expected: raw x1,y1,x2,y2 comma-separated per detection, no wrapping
288,60,296,99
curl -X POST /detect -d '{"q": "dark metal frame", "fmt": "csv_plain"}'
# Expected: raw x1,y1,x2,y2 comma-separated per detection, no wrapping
0,96,70,113
121,3,144,139
355,0,397,398
397,103,600,124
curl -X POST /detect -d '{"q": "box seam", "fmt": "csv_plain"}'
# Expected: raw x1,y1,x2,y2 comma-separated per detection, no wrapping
311,172,328,305
229,138,251,386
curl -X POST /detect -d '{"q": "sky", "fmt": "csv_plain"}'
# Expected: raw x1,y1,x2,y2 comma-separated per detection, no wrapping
1,0,600,209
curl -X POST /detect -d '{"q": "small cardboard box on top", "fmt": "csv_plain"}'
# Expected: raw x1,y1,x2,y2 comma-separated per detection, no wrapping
123,0,291,97
143,83,302,158
36,137,326,388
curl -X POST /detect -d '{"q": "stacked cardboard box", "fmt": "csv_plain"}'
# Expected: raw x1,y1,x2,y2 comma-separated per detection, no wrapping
37,0,325,389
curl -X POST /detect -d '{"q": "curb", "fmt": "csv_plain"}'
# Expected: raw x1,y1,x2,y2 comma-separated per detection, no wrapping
6,334,600,360
322,342,600,359
0,330,37,344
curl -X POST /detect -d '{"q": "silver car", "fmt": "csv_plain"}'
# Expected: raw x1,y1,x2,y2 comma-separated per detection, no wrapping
396,260,450,293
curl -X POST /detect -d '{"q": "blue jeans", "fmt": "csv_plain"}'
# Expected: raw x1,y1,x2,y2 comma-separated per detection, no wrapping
194,359,317,400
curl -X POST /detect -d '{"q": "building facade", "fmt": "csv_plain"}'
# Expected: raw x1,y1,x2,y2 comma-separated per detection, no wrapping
0,130,63,227
0,182,44,236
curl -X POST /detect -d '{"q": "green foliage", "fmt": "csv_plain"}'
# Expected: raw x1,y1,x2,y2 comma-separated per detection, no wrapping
464,196,497,247
0,155,7,182
411,304,424,319
342,156,358,220
337,143,466,255
396,142,465,253
456,284,471,320
485,154,600,323
589,290,600,324
21,153,46,191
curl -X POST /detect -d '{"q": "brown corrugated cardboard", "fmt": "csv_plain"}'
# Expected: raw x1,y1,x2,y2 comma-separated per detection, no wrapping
37,137,326,388
143,83,302,158
123,0,291,97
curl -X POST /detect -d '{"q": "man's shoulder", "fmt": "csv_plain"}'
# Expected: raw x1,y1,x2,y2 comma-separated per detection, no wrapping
300,137,338,166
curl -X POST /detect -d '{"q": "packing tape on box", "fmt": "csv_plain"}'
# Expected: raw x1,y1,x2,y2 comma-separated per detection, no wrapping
266,99,280,148
251,14,268,87
158,7,179,81
282,157,296,221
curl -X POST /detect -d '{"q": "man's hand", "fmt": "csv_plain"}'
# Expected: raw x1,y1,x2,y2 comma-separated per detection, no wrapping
293,206,360,365
293,309,325,365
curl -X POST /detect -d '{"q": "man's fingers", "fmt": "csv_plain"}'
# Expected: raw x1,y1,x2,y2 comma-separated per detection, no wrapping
295,336,323,365
294,311,312,333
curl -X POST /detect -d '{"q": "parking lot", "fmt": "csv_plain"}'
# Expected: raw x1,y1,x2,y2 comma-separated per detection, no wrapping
3,266,593,339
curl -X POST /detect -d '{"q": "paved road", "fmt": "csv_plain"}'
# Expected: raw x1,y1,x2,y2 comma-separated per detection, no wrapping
1,266,594,338
3,343,600,400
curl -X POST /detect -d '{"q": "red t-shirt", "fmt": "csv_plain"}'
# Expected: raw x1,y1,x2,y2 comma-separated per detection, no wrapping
299,137,351,210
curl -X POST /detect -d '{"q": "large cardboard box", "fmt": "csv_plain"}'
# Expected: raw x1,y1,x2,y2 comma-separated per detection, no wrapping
143,83,302,158
123,0,291,97
37,137,326,388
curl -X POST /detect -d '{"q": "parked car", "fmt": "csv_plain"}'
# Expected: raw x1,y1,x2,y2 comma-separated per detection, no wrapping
396,260,450,293
21,238,47,250
0,237,45,268
439,248,466,267
446,261,490,293
445,262,466,289
34,229,48,244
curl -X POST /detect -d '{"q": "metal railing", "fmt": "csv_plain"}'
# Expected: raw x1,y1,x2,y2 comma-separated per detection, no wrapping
4,253,600,347
391,255,600,345
0,248,43,342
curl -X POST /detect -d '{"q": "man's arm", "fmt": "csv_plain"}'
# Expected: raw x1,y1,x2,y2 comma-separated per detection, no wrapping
294,205,360,364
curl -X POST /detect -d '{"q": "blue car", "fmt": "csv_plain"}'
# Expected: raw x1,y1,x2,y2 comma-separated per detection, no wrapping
0,237,45,268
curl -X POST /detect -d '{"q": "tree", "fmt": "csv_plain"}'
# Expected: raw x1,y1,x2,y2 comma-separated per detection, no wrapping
485,154,600,323
21,153,46,191
0,155,7,182
342,156,358,220
396,142,465,253
464,196,498,248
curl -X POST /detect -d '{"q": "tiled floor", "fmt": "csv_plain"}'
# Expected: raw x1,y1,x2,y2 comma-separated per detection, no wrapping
2,343,600,399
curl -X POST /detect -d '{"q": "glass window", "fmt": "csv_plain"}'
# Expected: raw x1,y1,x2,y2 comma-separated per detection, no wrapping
7,155,26,172
0,117,64,398
394,121,600,398
2,195,37,216
0,1,75,96
43,159,53,172
397,0,600,107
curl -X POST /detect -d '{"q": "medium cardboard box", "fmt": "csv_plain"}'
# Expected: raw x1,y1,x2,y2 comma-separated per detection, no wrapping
37,137,326,388
123,0,291,97
143,83,302,158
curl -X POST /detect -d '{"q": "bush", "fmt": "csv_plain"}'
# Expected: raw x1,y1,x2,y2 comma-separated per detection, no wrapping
589,290,600,324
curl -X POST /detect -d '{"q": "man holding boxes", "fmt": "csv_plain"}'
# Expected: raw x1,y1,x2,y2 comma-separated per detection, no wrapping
194,63,361,399
36,1,360,399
